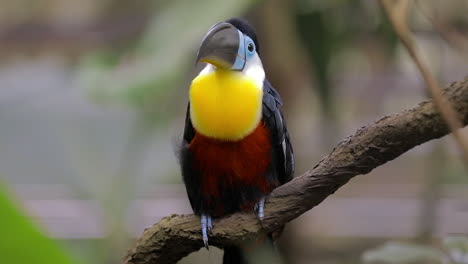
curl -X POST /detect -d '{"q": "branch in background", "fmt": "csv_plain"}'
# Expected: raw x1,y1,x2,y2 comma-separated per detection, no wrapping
380,0,468,164
417,1,468,61
124,77,468,264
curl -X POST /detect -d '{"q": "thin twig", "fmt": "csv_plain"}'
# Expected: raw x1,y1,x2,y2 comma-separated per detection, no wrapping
416,0,468,62
380,0,468,164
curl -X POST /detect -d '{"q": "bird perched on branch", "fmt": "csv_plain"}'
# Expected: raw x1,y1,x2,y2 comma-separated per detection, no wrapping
180,18,294,263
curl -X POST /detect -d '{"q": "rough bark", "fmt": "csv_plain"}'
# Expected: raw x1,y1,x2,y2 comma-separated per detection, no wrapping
125,77,468,264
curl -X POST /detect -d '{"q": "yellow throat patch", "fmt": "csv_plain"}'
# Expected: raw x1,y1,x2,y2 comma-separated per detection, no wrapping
189,70,263,141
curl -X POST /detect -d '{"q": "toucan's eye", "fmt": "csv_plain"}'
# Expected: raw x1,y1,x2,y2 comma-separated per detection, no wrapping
247,43,254,52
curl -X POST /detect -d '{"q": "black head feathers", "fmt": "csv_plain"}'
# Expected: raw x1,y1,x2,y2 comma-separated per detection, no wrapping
225,18,259,53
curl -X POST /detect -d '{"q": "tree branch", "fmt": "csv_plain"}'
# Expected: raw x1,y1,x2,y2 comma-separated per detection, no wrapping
124,77,468,264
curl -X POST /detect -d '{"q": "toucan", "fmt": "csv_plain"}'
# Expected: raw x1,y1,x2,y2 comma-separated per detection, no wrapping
180,18,294,263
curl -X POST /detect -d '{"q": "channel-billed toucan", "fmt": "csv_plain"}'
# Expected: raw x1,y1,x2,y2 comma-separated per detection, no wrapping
180,18,294,263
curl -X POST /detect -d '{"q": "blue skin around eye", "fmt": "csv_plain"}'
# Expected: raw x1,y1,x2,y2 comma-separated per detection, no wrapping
245,36,255,58
232,31,256,70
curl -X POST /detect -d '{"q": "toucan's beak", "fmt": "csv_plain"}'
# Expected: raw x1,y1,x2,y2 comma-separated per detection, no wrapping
196,22,245,70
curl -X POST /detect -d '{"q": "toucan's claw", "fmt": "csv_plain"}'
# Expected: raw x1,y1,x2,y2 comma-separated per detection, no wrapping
201,214,212,249
255,197,266,220
207,215,213,231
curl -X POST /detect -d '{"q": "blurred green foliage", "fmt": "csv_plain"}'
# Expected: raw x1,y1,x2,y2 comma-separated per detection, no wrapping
296,0,398,116
80,0,260,114
363,236,468,264
0,182,79,264
362,242,444,264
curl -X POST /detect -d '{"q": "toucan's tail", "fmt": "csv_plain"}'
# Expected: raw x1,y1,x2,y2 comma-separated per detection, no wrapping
223,245,248,264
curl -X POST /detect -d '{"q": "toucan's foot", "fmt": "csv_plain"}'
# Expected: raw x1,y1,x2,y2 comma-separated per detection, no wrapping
255,197,266,220
201,214,213,249
207,215,213,231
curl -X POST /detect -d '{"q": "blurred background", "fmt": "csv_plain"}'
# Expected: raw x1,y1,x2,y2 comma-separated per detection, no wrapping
1,0,468,263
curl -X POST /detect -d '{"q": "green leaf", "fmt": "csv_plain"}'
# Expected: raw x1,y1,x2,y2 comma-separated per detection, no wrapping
362,241,445,264
0,182,79,264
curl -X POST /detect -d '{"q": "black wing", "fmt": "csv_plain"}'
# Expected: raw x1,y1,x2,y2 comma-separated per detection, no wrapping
180,103,204,213
262,79,294,185
183,103,195,144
